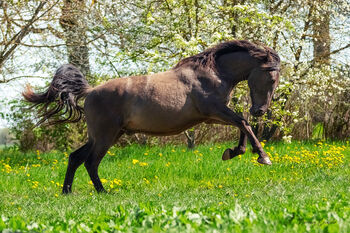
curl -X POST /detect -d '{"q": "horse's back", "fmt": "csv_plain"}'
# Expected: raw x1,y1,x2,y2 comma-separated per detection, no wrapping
84,70,204,136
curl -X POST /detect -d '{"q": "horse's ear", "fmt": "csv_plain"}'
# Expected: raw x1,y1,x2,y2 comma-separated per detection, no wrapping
266,50,273,62
261,50,278,71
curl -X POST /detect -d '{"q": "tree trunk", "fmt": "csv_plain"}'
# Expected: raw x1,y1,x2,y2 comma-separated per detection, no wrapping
312,1,331,65
60,0,90,76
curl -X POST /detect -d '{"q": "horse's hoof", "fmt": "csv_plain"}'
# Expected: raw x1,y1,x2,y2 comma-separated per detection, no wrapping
222,148,233,160
257,156,272,165
223,148,239,161
62,189,71,195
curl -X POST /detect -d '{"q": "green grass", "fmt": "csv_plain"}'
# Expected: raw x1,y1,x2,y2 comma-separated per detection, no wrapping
0,141,349,232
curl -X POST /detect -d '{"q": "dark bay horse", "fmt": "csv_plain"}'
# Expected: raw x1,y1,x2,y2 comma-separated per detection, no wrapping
23,40,280,193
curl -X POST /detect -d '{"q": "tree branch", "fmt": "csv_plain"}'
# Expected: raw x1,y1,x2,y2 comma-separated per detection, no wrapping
0,1,47,69
0,75,48,84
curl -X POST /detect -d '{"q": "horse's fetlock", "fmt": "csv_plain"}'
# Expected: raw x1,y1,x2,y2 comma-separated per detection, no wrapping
237,146,246,154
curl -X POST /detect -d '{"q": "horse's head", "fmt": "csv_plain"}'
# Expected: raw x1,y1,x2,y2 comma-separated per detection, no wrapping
248,68,280,117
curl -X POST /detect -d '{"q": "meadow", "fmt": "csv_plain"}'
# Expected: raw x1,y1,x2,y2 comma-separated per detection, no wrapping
0,140,349,232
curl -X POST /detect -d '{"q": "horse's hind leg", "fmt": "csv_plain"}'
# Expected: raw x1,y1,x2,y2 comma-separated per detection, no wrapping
62,141,93,194
84,120,124,193
222,130,247,160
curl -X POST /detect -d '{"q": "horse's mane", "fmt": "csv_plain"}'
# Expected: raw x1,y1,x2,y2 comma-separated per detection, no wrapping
174,40,280,72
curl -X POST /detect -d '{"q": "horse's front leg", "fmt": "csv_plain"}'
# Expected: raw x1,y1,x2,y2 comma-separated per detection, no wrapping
222,130,247,160
205,104,271,165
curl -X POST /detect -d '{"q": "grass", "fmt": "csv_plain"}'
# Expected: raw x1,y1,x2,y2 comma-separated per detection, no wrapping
0,140,349,232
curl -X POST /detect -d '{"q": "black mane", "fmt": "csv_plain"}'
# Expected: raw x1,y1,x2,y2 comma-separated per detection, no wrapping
174,40,280,72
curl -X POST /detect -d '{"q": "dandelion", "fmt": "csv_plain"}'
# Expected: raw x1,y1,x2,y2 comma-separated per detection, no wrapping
260,142,265,148
139,162,148,167
113,179,122,186
165,162,171,167
218,185,223,189
101,178,108,184
171,149,176,152
143,178,150,184
55,194,59,198
132,159,139,165
144,152,148,156
219,202,223,205
159,153,163,157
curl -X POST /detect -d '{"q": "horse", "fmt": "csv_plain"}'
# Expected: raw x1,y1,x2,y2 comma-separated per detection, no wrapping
23,40,280,194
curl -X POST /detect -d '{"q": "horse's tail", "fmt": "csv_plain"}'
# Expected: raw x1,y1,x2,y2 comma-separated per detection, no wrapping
22,64,91,125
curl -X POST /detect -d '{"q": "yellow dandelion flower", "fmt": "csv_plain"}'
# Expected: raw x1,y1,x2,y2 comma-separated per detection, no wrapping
132,159,139,165
143,178,150,184
139,162,148,167
261,142,265,148
159,153,163,157
101,178,108,184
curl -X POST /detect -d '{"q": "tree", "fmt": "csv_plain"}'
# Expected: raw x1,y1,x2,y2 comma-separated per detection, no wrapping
60,0,91,76
0,1,56,83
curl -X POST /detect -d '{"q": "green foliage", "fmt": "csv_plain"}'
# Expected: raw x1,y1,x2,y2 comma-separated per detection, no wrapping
1,97,85,152
0,141,349,232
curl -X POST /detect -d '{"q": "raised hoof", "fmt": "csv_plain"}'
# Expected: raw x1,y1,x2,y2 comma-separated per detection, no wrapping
222,148,239,161
257,156,272,165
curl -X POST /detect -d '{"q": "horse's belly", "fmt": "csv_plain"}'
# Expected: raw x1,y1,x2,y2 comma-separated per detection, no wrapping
124,105,203,135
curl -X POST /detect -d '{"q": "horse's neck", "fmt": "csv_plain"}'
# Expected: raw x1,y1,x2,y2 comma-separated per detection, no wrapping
217,51,258,84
